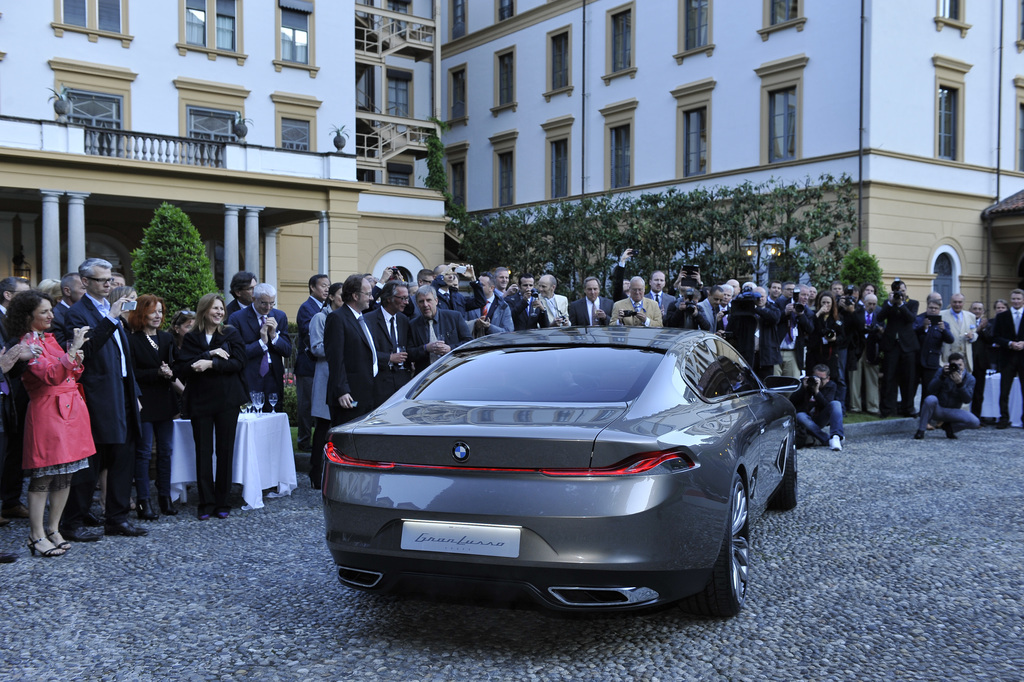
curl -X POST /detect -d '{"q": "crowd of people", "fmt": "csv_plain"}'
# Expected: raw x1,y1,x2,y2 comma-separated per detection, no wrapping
2,251,1022,563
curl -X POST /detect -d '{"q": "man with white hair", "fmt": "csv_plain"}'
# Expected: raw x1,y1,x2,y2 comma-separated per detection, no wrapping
526,274,570,328
228,282,292,413
611,277,663,327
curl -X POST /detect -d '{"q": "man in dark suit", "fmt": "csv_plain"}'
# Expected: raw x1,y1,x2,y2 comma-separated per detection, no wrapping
698,285,726,333
294,274,329,451
364,281,414,407
227,283,292,412
467,272,513,336
431,263,480,319
969,300,992,420
225,271,257,318
0,276,30,524
51,271,86,348
849,293,882,414
992,288,1024,428
645,270,676,318
877,280,921,418
569,277,614,326
408,287,472,375
752,286,782,380
914,295,954,391
62,258,146,540
503,273,536,331
324,275,378,426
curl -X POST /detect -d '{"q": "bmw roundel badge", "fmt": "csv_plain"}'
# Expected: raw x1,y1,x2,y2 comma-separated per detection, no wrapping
452,442,470,462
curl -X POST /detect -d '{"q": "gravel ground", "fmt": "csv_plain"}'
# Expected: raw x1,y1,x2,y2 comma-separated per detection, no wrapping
0,428,1021,681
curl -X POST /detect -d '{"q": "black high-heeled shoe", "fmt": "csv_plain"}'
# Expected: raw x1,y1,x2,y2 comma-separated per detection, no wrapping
27,537,65,558
45,530,71,551
158,495,179,516
136,499,158,521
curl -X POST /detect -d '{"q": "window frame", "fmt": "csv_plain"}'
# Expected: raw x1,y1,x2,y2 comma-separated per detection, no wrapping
173,76,249,139
492,46,517,116
187,105,237,142
755,54,807,165
757,0,805,41
542,114,574,200
1018,0,1024,52
386,68,413,118
496,0,514,22
447,140,470,208
451,0,467,40
49,57,137,128
177,0,246,63
52,0,133,47
932,54,970,163
934,0,971,37
271,90,321,152
676,0,714,63
274,1,319,77
448,64,468,123
65,89,123,129
545,25,574,101
489,129,518,207
280,117,311,151
672,77,714,178
603,3,636,84
600,98,637,190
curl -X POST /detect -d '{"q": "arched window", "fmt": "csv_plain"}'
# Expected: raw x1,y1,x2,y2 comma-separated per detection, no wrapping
932,253,953,304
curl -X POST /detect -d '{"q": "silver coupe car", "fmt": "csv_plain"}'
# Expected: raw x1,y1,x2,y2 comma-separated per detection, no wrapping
322,327,799,616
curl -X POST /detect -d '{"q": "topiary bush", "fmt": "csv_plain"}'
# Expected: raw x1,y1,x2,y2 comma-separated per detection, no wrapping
132,202,219,318
840,247,887,301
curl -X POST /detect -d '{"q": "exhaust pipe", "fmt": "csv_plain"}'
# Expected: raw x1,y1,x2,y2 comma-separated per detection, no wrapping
548,586,660,607
337,566,384,589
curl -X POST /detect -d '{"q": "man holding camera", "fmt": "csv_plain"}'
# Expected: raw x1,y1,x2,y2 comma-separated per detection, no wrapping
914,352,979,439
663,286,711,330
790,364,845,451
526,274,570,328
503,272,536,331
992,288,1024,428
914,294,954,391
878,278,921,418
850,293,882,414
568,277,614,326
776,284,814,379
612,277,663,327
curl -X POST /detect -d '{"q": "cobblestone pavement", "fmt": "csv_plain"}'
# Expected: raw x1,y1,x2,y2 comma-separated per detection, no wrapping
1,428,1021,681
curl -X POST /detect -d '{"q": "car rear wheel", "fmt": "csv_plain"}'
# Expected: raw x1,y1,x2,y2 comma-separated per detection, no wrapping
768,448,798,511
681,472,749,617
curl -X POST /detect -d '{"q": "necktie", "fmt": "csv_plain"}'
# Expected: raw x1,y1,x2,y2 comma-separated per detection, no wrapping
357,314,378,377
389,315,398,348
592,301,598,325
259,315,270,377
428,320,440,364
1015,311,1021,335
656,293,661,307
481,301,489,319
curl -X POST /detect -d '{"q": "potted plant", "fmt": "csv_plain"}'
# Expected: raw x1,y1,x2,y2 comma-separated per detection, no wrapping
330,124,348,151
233,114,253,141
47,87,70,117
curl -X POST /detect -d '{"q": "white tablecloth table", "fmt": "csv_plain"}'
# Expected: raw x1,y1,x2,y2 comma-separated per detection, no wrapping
170,412,297,510
980,372,1023,427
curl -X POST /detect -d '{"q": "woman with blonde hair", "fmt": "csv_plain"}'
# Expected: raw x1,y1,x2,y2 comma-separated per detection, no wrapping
174,293,246,519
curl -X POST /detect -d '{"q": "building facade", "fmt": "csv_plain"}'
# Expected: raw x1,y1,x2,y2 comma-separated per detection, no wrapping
440,0,1024,305
0,1,448,313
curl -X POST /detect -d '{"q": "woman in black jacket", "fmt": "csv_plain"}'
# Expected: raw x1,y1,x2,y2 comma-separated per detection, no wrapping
174,293,246,520
807,292,846,381
127,295,182,519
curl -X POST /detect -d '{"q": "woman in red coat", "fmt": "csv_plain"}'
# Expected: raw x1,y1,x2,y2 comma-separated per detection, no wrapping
8,290,95,557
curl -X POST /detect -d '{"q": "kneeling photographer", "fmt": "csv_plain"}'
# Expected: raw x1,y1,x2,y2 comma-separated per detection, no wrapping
913,352,979,440
791,364,845,451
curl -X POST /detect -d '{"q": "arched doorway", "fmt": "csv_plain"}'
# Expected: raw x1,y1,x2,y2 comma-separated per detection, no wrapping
932,253,953,304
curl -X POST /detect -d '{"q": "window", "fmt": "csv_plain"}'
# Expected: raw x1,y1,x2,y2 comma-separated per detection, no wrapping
939,0,960,20
683,108,707,176
612,9,631,72
550,30,569,91
56,0,130,43
610,125,630,188
492,48,517,115
685,0,709,50
771,0,798,25
452,0,466,39
1019,101,1024,171
768,88,796,162
672,77,714,178
755,54,807,165
216,0,237,51
935,0,971,36
357,67,375,112
550,139,569,198
281,9,309,64
758,0,804,39
497,0,514,21
932,253,954,304
281,118,309,151
388,163,412,186
449,66,467,120
63,0,87,27
600,98,636,190
937,85,957,160
186,0,207,45
451,160,466,206
188,106,236,141
490,129,517,207
542,115,573,200
388,0,409,34
387,69,411,117
67,90,123,129
933,54,970,162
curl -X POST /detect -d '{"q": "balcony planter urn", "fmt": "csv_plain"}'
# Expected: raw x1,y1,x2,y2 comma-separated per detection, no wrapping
233,115,253,142
48,87,70,119
330,124,348,151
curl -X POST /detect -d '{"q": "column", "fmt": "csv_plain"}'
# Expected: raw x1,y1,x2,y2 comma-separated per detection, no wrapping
244,206,263,281
318,211,330,276
66,191,90,273
19,213,38,284
264,227,281,294
223,204,243,297
40,191,63,280
0,211,16,278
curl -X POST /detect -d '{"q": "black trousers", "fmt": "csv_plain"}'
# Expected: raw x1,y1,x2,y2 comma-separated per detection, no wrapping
882,349,917,416
998,356,1024,422
63,453,98,529
98,440,135,524
1,423,23,510
191,407,239,515
971,365,987,418
310,416,331,487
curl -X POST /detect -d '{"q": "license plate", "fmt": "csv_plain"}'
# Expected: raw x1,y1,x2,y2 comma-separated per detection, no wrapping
401,521,521,558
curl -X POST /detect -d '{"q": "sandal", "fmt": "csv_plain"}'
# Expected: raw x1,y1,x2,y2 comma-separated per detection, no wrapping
27,537,65,558
46,530,71,551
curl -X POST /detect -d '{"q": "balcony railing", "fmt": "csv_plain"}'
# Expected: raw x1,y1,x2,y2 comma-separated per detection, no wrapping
355,5,435,61
84,127,226,167
355,113,433,165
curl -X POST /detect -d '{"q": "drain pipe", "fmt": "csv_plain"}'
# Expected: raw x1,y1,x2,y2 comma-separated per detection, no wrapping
857,0,865,248
580,0,587,196
996,0,1005,202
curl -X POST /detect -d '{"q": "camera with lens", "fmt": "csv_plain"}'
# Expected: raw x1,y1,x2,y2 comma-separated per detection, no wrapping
620,309,638,317
804,375,821,389
793,302,806,314
681,287,697,313
529,288,539,299
944,361,963,376
825,329,837,342
890,277,905,304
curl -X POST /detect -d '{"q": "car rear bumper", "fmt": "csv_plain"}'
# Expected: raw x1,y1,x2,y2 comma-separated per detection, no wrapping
322,464,729,610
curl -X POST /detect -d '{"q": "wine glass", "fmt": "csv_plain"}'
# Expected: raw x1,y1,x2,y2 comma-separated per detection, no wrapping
251,391,265,413
268,393,278,410
240,401,252,415
395,346,406,370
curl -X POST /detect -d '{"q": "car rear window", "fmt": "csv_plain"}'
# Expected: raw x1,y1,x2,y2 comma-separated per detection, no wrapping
412,346,664,403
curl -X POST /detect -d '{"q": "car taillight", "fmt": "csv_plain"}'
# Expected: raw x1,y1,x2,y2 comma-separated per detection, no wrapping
324,442,395,469
540,451,697,476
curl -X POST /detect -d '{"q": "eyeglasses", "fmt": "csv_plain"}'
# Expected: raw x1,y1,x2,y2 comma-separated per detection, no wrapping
85,277,113,284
